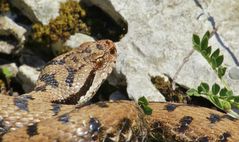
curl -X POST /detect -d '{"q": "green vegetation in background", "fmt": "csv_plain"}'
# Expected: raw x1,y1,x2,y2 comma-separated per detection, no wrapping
32,0,90,45
187,31,239,118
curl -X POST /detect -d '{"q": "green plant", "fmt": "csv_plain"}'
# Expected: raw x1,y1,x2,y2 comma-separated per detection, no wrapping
187,31,239,118
2,67,13,79
32,0,90,44
138,96,152,115
1,67,14,90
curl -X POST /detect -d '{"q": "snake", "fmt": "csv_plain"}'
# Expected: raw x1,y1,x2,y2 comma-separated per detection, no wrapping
0,40,239,142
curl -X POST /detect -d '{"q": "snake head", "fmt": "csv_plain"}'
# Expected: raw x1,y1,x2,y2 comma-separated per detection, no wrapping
80,40,117,70
32,40,117,104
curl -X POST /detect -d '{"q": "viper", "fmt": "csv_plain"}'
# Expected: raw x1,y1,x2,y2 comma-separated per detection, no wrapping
0,40,239,142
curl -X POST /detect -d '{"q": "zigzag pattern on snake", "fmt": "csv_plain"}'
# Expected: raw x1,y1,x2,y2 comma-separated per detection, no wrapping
0,40,239,142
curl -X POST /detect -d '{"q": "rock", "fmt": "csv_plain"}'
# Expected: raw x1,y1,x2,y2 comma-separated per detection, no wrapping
0,41,15,54
10,0,80,25
91,0,239,101
17,65,40,92
227,66,239,95
51,33,95,55
228,67,239,80
109,91,128,100
0,63,18,77
64,33,95,48
0,16,26,46
83,0,127,30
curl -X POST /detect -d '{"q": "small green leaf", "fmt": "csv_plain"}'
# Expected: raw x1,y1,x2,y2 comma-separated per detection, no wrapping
192,34,200,47
208,95,223,109
2,67,13,78
201,36,208,50
222,101,231,111
197,86,203,93
138,96,149,105
142,105,153,115
211,56,217,69
194,45,201,51
226,90,233,96
200,82,209,93
236,104,239,109
186,88,200,96
233,96,239,102
211,49,220,60
201,50,208,58
202,31,210,40
138,96,153,115
217,66,227,79
205,46,212,56
219,88,228,97
215,55,224,67
212,83,220,95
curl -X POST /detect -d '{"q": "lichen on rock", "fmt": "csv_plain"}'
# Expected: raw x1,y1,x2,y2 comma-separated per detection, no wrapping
31,0,90,45
0,0,9,14
151,76,189,103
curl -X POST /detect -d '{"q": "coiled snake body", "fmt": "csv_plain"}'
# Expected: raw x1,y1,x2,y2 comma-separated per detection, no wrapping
0,40,239,142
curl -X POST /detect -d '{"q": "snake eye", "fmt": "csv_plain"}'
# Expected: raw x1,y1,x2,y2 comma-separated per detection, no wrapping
96,44,104,50
84,48,91,53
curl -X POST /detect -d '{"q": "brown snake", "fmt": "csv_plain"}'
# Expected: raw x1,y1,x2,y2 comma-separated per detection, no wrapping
0,40,239,142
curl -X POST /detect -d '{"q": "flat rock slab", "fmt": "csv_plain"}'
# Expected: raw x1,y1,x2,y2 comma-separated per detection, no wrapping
95,0,239,101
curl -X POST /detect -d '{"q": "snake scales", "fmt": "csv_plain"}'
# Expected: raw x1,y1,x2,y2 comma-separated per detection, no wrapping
0,40,239,142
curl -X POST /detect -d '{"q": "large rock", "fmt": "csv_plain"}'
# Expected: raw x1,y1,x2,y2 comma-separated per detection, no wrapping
0,16,26,47
64,33,95,48
90,0,239,102
17,65,40,92
10,0,68,25
0,41,15,54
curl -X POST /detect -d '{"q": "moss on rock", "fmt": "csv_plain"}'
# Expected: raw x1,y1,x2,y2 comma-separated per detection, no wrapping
0,0,10,14
151,76,189,103
32,0,90,44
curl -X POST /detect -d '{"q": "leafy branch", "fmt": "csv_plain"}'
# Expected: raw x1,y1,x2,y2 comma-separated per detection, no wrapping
187,31,239,118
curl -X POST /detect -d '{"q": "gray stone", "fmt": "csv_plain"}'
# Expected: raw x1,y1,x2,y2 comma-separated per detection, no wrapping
10,0,65,25
0,41,15,54
10,0,80,25
64,33,95,48
228,67,239,80
17,65,40,92
92,0,239,101
51,33,95,55
0,63,18,77
109,91,128,101
0,16,26,46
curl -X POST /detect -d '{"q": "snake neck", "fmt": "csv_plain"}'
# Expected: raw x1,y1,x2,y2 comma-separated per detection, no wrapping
26,91,54,103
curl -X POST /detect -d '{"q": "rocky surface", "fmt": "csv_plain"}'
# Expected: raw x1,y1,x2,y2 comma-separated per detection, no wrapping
64,33,95,48
10,0,72,25
17,65,40,92
1,0,238,104
90,0,239,101
0,16,26,47
0,63,18,77
0,41,15,54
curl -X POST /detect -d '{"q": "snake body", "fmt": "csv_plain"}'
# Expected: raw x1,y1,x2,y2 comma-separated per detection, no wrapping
0,40,239,142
